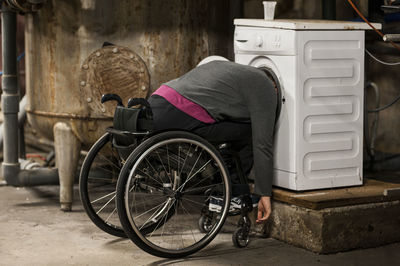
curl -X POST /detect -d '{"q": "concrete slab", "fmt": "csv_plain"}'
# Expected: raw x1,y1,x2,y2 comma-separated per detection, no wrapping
265,178,400,253
1,184,400,265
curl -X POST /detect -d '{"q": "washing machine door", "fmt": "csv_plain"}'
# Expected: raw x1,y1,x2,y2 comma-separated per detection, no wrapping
247,56,296,188
237,54,297,189
248,56,284,126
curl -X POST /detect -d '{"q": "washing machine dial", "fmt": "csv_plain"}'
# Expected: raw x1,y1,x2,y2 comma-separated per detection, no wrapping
255,35,263,47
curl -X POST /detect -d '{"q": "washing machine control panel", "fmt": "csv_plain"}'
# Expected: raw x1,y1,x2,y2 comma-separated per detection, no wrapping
234,27,297,55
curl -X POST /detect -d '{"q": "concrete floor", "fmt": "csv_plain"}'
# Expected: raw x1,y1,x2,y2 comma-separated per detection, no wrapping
1,184,400,266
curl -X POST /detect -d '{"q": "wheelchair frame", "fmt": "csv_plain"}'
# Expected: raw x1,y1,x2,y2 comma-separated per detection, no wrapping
79,95,255,258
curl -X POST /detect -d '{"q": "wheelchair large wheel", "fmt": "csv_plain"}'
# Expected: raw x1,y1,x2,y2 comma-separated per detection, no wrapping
116,131,231,258
79,132,126,238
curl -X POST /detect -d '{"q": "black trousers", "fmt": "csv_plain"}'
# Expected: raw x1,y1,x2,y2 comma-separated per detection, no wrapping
148,95,252,196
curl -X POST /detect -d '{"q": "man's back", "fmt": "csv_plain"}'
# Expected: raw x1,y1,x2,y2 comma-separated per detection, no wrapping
165,61,273,122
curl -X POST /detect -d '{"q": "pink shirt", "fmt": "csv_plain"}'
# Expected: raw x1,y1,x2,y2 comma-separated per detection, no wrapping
152,85,216,124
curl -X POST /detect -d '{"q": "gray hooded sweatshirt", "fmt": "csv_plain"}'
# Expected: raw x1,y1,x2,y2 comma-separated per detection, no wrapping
166,61,277,196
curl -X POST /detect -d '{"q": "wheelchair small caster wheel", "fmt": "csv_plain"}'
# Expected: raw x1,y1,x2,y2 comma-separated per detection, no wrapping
198,215,213,233
232,227,249,248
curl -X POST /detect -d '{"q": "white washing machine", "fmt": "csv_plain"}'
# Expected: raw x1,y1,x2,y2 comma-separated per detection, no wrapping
234,19,381,191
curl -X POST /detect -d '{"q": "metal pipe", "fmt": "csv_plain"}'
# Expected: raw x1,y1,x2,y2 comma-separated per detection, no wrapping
1,5,59,186
6,168,59,186
0,95,27,150
1,4,20,180
383,34,400,42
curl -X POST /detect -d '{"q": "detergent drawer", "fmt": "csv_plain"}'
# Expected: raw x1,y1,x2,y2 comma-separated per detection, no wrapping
234,26,297,56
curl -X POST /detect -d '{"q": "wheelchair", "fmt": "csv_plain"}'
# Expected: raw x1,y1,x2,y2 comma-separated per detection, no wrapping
79,94,256,258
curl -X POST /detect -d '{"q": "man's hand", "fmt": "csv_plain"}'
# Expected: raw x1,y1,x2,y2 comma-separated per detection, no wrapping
256,196,272,224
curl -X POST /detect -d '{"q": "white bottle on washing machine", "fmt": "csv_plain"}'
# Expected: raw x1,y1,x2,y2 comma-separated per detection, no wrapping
234,19,381,191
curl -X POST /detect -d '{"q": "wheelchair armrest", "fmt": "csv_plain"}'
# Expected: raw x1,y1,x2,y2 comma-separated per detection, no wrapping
106,127,150,137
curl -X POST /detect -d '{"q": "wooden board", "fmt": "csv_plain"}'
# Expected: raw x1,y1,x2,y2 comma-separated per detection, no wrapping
272,178,400,210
